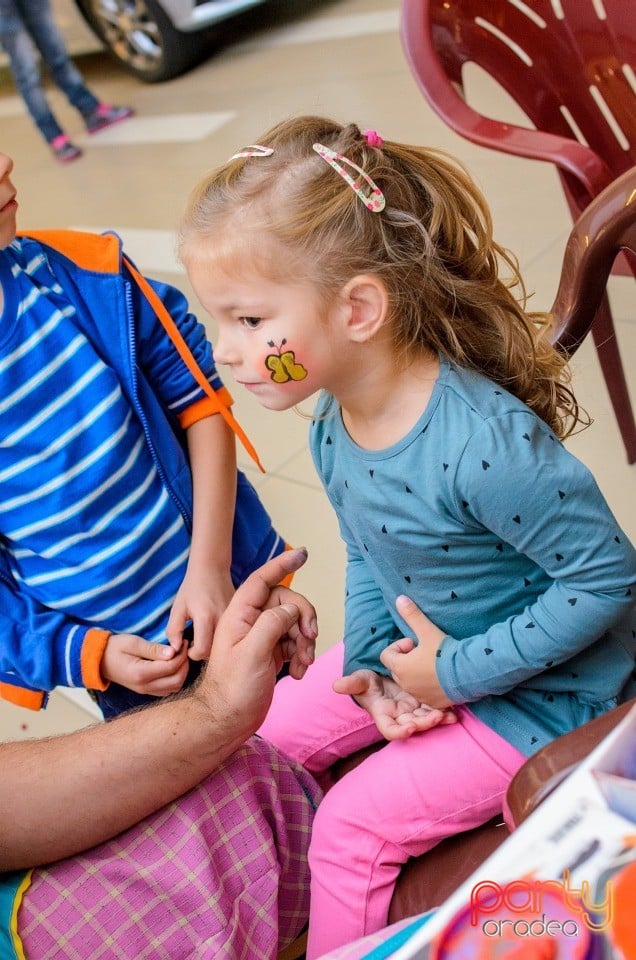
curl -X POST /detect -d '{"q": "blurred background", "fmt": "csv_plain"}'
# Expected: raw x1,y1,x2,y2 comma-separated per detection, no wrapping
1,0,633,739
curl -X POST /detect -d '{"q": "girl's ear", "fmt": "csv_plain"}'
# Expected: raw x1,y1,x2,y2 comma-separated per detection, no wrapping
339,274,389,343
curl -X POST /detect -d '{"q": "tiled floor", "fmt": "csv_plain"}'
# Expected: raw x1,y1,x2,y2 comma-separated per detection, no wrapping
0,0,634,740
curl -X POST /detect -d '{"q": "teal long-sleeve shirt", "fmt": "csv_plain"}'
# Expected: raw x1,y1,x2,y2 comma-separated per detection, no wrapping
310,358,636,756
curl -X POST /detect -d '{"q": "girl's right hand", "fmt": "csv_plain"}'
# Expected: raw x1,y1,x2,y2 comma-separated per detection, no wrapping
333,669,456,740
101,633,190,696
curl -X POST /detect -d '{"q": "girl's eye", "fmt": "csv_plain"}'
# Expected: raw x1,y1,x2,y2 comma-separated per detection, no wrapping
240,316,262,329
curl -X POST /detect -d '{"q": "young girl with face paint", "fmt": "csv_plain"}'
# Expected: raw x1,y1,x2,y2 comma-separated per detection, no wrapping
180,116,636,959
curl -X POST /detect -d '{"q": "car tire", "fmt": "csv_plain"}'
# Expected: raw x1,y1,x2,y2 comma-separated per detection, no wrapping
74,0,209,82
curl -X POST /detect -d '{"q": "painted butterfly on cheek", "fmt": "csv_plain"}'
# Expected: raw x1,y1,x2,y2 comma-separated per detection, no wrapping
265,339,308,383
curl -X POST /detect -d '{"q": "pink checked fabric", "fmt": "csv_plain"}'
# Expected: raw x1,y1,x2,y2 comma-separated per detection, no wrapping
18,737,320,960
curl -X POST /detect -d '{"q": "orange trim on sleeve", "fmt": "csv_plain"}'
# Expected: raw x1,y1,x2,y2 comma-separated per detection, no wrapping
177,388,234,431
0,683,45,711
80,629,111,691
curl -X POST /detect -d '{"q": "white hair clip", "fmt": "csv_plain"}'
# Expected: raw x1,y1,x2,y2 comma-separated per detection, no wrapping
312,142,385,213
229,144,274,160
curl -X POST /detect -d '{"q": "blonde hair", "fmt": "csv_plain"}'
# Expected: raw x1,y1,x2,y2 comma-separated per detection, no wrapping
180,115,587,438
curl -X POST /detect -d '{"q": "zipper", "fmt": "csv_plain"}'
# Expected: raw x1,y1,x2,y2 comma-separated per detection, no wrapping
124,280,193,532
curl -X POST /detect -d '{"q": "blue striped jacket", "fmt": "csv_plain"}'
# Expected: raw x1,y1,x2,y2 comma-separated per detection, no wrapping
0,231,282,709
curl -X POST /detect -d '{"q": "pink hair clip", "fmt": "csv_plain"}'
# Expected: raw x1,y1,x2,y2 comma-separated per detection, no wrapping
229,144,274,160
312,142,386,213
364,129,383,148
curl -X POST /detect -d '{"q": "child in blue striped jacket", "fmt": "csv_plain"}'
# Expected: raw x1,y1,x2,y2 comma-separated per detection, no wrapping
0,149,299,717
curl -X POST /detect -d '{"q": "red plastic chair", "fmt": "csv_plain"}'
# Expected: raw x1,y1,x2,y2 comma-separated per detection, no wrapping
400,0,636,463
552,165,636,355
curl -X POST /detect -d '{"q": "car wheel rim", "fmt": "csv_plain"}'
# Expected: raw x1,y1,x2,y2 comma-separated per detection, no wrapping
88,0,164,73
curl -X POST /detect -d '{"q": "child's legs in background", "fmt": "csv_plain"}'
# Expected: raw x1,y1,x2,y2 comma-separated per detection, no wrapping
19,0,99,117
258,642,384,783
0,1,62,142
306,707,526,960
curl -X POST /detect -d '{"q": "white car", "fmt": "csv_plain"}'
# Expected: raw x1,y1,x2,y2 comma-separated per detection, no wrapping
74,0,270,81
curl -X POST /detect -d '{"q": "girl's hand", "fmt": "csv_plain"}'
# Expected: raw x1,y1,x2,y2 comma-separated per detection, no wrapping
333,669,455,740
101,634,190,696
380,595,453,709
166,568,235,661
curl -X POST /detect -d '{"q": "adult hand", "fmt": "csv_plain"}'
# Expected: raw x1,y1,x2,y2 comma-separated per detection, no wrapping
333,669,455,740
0,547,317,873
379,595,453,709
101,633,190,695
199,547,318,735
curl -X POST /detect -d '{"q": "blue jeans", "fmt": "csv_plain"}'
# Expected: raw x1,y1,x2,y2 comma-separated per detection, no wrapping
0,0,99,142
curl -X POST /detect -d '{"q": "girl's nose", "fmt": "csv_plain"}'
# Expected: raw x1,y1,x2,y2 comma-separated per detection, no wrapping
0,153,14,178
213,325,242,367
213,329,233,366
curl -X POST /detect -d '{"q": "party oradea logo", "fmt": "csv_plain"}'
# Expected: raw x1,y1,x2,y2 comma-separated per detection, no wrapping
430,871,613,957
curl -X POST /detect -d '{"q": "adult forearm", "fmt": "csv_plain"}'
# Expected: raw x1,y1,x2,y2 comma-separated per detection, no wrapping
0,548,313,872
0,689,249,870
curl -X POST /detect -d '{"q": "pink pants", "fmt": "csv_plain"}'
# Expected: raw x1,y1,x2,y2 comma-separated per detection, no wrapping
258,642,526,960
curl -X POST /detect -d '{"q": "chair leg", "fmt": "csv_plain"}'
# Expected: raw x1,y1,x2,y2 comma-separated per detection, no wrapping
591,294,636,464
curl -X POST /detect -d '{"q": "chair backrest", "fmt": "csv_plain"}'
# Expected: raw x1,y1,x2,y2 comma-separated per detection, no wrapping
506,698,636,828
551,164,636,352
402,0,636,207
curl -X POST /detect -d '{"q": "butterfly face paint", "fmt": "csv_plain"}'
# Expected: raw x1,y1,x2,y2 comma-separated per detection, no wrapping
265,339,308,383
187,255,345,412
